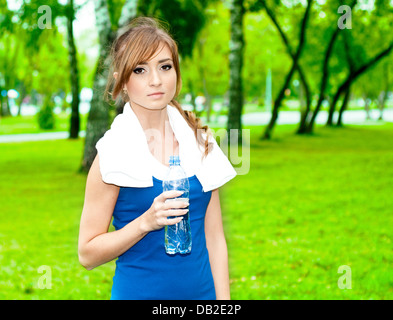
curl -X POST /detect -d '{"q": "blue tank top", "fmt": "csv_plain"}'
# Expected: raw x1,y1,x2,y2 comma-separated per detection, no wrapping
110,175,216,300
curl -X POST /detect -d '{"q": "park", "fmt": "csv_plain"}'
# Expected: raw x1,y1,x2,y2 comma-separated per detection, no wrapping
0,0,393,300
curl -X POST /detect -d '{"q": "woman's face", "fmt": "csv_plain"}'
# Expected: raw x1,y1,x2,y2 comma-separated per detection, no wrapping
125,44,177,111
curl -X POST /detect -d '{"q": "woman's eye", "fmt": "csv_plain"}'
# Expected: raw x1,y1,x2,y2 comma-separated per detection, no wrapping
161,64,172,71
133,67,145,74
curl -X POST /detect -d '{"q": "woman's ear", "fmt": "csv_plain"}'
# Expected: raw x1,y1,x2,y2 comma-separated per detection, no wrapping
113,72,118,80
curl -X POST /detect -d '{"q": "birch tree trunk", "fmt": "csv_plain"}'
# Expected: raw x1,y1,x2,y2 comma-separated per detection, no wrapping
67,0,81,139
227,0,245,143
80,0,138,172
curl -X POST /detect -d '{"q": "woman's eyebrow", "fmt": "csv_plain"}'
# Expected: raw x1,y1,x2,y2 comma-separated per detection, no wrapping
139,58,173,65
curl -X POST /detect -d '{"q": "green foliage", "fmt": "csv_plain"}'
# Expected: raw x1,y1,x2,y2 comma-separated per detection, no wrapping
37,104,55,130
138,0,212,57
181,0,231,97
3,0,393,115
107,0,127,29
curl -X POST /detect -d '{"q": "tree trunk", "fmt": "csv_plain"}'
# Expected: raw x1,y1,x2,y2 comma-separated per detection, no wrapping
2,96,11,117
327,41,393,126
261,0,312,139
227,0,245,144
259,1,312,135
306,0,358,133
378,64,389,120
364,95,371,120
17,82,27,116
328,87,345,125
378,91,387,121
187,79,197,113
305,28,340,132
262,65,296,139
80,0,114,172
67,0,81,139
296,67,311,134
336,81,351,126
80,0,138,172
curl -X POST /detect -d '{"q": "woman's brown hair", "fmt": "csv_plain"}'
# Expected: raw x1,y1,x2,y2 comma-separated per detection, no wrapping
104,17,212,157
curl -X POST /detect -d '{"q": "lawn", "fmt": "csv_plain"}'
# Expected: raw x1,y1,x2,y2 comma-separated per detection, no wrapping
0,122,392,299
0,112,88,135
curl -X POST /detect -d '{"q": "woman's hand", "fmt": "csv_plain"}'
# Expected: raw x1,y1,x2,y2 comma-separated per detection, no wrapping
140,191,189,233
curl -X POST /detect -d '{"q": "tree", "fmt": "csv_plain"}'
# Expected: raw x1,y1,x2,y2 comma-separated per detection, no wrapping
326,1,393,127
227,0,245,143
138,0,211,58
248,0,314,136
302,0,393,130
183,0,230,120
251,0,313,140
328,41,393,126
11,0,70,120
80,0,138,172
66,0,81,139
299,0,358,133
3,0,87,137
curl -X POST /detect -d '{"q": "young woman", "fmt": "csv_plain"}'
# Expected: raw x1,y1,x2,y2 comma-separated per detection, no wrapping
78,17,236,300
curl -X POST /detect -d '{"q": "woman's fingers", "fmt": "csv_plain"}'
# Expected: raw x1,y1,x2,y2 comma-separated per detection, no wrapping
164,216,184,226
157,190,184,202
144,191,190,231
164,208,189,218
163,199,189,210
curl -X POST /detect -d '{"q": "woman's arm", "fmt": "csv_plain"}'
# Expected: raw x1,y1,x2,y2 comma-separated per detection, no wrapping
78,155,146,270
205,189,231,300
78,155,188,270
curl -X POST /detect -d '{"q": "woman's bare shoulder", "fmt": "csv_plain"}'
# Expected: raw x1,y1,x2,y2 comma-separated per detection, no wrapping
85,155,120,200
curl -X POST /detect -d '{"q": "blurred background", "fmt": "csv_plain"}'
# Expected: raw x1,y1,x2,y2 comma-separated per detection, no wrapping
0,0,392,299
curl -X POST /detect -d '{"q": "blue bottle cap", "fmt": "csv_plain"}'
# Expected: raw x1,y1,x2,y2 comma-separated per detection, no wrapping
169,155,180,166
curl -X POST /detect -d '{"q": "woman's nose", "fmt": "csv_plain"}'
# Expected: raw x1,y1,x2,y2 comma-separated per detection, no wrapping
149,69,162,86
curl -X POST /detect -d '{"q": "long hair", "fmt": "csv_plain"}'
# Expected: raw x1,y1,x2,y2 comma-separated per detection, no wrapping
104,17,212,157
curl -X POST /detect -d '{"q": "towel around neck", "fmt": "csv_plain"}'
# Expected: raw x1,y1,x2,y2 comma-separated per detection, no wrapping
95,102,237,192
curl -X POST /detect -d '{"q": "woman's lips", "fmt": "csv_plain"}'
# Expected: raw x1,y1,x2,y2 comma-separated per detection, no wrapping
148,93,164,99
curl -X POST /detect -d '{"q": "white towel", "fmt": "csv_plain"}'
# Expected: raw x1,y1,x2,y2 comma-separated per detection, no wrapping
96,102,237,192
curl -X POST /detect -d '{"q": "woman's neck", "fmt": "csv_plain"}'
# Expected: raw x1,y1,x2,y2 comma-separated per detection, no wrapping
129,102,168,134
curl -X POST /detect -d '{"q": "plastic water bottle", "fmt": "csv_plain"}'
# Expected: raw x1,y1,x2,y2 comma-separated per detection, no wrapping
163,155,191,255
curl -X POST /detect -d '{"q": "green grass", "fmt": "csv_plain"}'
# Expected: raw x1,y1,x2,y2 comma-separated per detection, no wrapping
0,112,88,135
0,123,392,299
224,122,393,299
0,139,114,299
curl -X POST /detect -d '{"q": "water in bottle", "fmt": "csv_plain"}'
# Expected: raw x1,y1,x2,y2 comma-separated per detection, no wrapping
163,155,191,255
